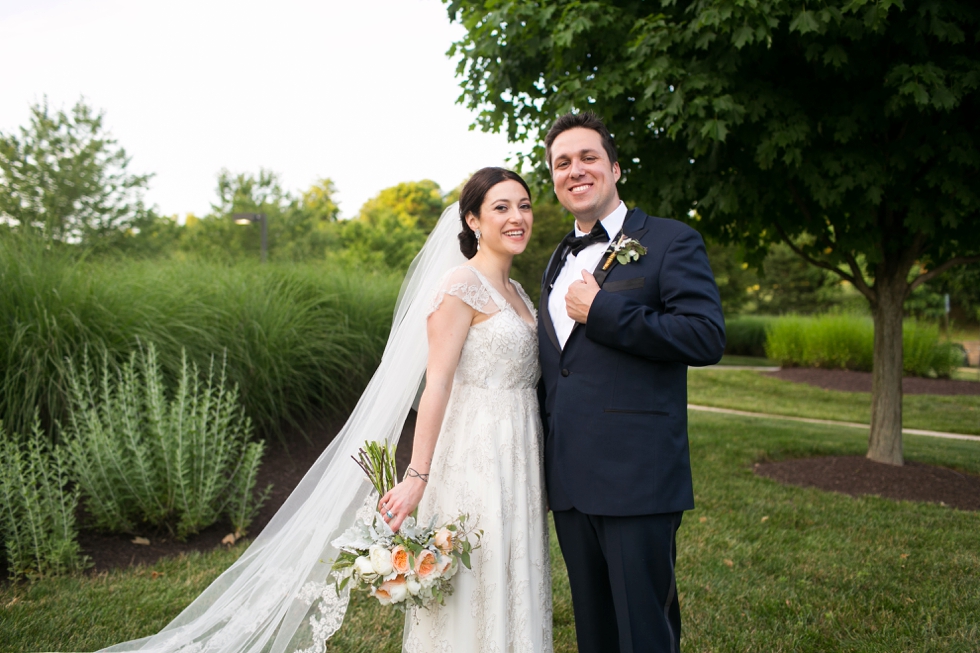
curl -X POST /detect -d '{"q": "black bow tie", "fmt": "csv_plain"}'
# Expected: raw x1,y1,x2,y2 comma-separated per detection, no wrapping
565,221,610,255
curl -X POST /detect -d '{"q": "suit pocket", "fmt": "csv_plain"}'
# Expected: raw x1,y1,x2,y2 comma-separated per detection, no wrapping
603,407,670,416
603,276,645,292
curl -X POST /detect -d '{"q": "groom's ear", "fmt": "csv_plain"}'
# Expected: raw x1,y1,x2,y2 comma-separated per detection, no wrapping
612,161,622,183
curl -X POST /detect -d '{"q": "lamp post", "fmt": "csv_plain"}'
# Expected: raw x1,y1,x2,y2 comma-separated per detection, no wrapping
233,212,267,263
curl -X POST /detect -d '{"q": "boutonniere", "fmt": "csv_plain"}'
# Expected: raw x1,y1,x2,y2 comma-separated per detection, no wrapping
602,235,648,270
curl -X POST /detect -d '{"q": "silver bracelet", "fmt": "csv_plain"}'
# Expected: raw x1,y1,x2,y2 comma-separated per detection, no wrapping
405,467,429,483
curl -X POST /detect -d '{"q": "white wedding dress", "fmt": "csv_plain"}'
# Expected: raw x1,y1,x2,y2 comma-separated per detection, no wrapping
403,265,553,653
95,207,551,653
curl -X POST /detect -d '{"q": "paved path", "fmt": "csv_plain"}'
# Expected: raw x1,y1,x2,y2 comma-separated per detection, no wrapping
688,404,980,442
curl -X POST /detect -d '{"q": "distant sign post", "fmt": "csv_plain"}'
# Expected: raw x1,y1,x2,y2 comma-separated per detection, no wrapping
233,213,267,263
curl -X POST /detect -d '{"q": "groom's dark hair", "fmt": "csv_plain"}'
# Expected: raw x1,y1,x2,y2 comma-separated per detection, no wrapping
544,111,618,172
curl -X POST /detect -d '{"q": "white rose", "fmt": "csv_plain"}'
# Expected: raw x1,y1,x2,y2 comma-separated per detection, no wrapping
405,577,422,596
354,556,375,577
388,578,409,603
369,545,394,576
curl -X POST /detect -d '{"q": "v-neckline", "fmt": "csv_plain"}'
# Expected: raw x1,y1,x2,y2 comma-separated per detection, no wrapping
464,266,537,329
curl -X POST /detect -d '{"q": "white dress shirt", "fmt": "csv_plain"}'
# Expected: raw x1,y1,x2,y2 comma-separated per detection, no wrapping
549,201,627,349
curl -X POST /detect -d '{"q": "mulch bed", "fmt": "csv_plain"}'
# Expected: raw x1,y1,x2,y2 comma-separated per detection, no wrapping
754,368,979,512
67,367,979,574
766,367,980,396
755,456,980,512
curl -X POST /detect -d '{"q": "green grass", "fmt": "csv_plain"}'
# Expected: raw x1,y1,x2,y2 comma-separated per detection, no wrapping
0,237,401,440
2,414,978,652
717,355,778,367
689,369,980,435
952,367,980,382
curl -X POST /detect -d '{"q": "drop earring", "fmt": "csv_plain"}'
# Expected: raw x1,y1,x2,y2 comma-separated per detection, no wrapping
474,229,481,251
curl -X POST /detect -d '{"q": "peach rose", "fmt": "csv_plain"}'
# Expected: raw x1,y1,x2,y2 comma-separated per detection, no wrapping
375,575,408,604
415,549,438,579
433,528,454,554
390,545,411,575
436,553,454,576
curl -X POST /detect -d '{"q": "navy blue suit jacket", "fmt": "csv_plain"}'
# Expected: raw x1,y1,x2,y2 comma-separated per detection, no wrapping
538,207,725,516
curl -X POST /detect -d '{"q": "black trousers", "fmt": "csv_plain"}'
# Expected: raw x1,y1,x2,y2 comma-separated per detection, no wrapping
553,509,683,653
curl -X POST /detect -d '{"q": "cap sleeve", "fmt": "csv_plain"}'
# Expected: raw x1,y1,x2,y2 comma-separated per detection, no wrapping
427,266,500,317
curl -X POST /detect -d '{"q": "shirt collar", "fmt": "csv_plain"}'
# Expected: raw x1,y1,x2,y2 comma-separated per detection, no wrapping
574,201,627,238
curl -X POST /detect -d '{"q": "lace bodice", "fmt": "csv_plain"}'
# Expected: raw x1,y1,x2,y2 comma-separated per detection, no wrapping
407,265,552,653
429,266,540,391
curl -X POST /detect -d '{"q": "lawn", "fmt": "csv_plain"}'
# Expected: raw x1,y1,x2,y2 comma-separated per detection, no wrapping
717,355,778,367
953,367,980,383
689,369,980,435
2,412,978,652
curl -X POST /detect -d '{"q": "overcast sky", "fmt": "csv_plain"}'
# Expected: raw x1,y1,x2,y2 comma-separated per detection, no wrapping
0,0,520,218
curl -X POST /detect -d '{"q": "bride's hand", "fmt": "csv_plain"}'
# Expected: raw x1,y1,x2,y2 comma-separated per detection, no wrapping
378,477,426,532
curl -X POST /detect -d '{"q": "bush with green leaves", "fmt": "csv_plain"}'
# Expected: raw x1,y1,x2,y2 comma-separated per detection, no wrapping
0,418,87,579
723,316,777,357
62,344,270,539
765,315,960,377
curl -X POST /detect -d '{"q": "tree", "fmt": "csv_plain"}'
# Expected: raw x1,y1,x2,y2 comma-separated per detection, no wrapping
357,180,445,233
446,0,980,465
0,98,152,248
756,243,845,315
338,181,448,271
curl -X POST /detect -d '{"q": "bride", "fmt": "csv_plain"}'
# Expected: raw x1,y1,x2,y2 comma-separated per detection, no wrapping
100,167,552,653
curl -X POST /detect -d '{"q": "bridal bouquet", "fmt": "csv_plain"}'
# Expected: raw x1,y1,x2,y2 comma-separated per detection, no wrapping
329,442,481,611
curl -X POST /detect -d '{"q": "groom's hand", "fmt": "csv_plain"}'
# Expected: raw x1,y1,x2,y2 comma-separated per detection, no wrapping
566,270,600,324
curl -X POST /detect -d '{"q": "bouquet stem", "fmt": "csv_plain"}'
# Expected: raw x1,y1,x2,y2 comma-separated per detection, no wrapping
353,441,397,497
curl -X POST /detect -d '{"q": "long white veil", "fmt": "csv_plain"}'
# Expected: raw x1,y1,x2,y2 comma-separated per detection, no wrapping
102,203,467,653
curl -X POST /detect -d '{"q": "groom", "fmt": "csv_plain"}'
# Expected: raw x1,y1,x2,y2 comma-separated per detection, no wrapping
538,112,725,653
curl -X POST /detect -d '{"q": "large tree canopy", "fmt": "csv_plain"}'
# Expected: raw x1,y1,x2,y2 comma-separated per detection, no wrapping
0,98,151,248
446,0,980,464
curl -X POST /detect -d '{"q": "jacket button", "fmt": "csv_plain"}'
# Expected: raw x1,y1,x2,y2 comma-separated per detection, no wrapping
561,368,570,377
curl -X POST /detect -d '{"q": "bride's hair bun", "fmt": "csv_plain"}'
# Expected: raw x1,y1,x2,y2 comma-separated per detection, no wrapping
457,167,531,259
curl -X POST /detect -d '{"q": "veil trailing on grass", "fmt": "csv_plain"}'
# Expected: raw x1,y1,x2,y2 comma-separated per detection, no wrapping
101,204,467,653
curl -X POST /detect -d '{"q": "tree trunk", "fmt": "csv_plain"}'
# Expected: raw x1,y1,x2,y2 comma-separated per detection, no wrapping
868,274,906,466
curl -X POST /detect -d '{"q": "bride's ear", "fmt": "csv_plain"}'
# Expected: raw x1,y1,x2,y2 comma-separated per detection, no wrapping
465,212,480,232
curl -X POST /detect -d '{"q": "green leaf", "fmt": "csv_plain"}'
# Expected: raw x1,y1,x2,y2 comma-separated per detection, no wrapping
700,119,729,142
789,9,821,34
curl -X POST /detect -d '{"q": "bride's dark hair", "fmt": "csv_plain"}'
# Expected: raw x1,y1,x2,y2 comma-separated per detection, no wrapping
458,167,531,259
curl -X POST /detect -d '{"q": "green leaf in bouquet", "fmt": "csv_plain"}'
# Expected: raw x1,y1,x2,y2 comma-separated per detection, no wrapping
460,550,471,569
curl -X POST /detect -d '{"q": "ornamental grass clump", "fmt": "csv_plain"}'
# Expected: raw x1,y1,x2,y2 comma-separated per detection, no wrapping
0,234,400,444
765,314,960,377
62,344,270,540
0,418,88,579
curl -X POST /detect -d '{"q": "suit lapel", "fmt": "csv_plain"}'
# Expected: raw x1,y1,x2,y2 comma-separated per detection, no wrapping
592,208,649,287
540,233,572,353
565,208,651,342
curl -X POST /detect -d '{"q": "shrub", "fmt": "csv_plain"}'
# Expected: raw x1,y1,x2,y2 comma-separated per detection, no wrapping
62,344,270,539
765,315,958,377
723,316,777,357
0,234,400,440
0,418,87,579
